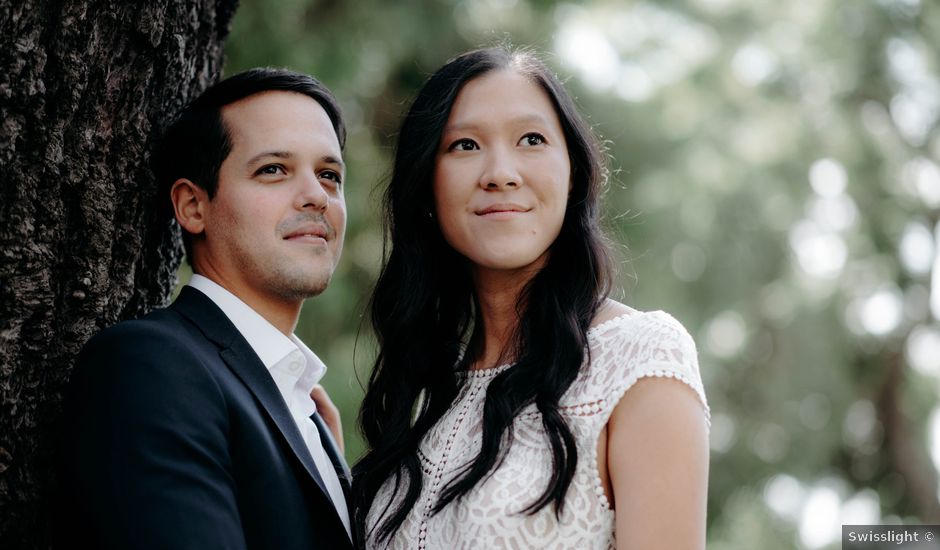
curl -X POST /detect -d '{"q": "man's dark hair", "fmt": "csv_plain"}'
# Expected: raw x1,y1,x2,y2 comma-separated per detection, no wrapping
153,67,346,262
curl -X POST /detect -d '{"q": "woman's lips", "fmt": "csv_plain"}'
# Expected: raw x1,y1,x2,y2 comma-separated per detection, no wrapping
475,203,531,217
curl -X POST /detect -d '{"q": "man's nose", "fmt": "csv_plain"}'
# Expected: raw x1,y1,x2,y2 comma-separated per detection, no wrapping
296,170,329,210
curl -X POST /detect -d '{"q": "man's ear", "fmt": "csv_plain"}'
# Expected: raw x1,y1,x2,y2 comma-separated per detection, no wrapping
170,178,208,236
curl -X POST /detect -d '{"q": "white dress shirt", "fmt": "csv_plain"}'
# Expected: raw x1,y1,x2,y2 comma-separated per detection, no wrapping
188,275,351,539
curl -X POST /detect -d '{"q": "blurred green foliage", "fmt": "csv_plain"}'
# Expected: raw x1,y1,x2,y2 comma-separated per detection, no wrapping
220,0,940,548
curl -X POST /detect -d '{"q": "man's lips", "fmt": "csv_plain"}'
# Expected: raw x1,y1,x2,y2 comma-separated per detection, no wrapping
283,224,330,243
475,203,531,216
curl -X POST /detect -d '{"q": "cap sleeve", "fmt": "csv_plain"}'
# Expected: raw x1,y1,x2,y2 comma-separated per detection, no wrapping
579,311,710,428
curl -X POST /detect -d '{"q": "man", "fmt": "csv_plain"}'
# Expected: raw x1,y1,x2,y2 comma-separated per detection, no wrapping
58,68,355,549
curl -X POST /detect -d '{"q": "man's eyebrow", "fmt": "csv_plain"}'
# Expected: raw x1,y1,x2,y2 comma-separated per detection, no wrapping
245,152,345,171
246,151,292,168
321,155,345,171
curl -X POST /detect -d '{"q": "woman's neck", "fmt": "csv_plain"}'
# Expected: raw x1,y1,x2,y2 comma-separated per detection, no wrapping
471,266,538,370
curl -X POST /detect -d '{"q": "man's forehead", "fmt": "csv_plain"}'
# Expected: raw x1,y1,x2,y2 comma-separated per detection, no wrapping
222,89,323,113
220,91,339,146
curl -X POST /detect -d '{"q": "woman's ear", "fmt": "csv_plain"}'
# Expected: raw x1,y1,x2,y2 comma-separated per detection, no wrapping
170,178,208,236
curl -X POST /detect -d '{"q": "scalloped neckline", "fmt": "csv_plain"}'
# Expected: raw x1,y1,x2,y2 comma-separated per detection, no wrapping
461,310,640,377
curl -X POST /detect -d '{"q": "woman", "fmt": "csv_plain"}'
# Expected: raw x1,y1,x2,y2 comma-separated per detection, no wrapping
353,47,710,549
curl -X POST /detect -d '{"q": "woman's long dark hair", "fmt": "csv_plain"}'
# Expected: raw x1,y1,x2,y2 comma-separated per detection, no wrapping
353,46,614,543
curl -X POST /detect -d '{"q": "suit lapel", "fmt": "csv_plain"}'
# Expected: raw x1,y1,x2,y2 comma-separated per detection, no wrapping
170,288,333,504
311,413,361,549
311,412,352,501
219,342,331,496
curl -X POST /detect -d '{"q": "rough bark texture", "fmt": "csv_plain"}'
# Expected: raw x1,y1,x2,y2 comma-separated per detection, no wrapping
0,1,238,546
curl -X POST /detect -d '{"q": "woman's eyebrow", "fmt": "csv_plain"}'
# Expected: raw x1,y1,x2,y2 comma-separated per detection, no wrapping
444,113,552,134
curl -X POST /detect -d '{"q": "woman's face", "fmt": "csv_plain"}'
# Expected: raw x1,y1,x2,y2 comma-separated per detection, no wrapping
432,69,571,277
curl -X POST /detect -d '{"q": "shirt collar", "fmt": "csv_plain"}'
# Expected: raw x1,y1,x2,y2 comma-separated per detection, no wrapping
187,274,326,382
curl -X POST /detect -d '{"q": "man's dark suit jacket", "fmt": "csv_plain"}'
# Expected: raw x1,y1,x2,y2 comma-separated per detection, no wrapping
57,287,356,550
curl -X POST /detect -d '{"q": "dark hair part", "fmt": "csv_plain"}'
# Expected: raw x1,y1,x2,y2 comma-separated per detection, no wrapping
153,67,346,262
353,46,613,543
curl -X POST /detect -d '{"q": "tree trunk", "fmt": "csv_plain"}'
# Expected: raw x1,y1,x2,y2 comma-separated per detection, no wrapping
0,0,238,546
877,349,940,522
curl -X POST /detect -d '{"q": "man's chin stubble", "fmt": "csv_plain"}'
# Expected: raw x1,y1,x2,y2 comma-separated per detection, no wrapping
274,275,331,301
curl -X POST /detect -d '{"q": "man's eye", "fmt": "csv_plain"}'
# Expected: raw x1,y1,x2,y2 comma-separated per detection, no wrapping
255,164,285,176
320,170,343,184
448,138,478,152
519,133,546,147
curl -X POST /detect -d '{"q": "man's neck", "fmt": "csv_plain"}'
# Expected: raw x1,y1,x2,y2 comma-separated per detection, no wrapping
193,272,301,336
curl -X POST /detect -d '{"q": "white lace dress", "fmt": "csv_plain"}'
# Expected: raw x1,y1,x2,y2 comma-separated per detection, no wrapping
365,310,710,550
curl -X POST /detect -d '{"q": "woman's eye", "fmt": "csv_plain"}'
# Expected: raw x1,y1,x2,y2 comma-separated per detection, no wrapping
448,138,479,152
520,133,546,147
255,164,285,176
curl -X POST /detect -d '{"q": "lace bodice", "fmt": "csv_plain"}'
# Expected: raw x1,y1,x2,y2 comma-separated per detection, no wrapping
365,310,710,550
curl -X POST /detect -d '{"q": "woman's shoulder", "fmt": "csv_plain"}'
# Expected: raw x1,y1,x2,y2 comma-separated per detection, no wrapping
587,299,695,349
589,299,639,329
573,299,708,421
